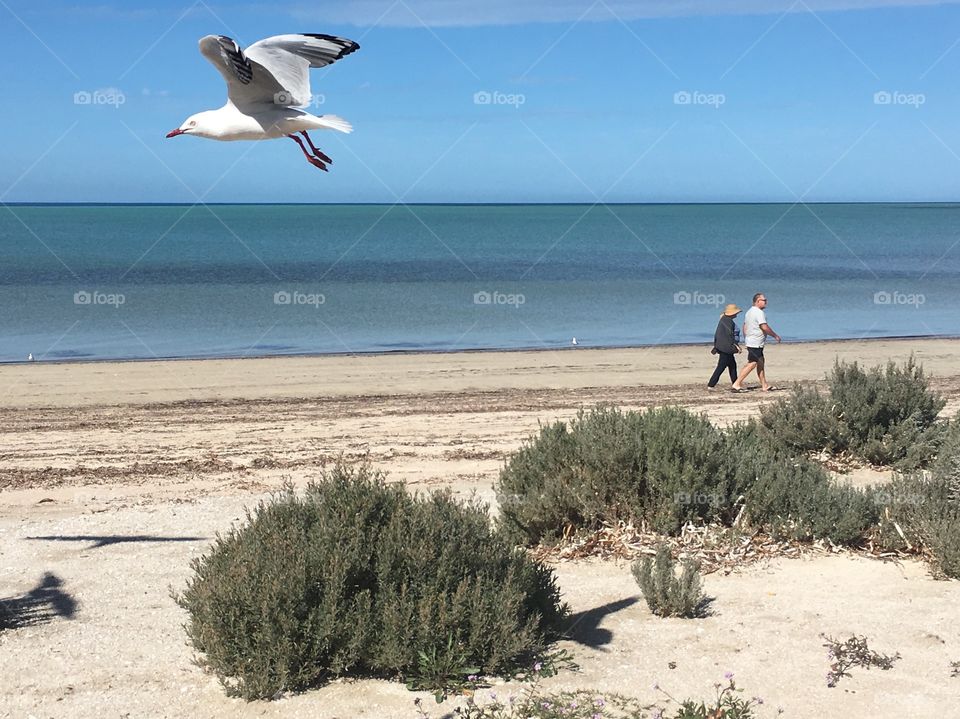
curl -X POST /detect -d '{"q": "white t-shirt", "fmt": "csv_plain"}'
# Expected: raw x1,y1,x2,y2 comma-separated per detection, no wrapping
743,306,767,348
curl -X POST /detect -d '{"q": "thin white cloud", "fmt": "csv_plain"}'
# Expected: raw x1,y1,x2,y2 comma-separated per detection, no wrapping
283,0,960,27
58,4,161,21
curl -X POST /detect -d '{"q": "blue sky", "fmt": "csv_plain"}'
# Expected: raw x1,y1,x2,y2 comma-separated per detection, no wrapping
2,0,960,203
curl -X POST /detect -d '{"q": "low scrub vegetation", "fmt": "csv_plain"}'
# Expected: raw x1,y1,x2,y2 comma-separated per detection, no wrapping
416,675,774,719
496,406,878,547
821,634,900,688
176,463,566,700
873,418,960,578
632,544,707,618
760,357,947,468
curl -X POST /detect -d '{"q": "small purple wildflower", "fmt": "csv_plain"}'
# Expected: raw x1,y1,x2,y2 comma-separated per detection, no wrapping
724,671,734,680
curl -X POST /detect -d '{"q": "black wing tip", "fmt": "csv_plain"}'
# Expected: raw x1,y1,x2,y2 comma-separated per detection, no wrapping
215,35,253,85
302,33,360,58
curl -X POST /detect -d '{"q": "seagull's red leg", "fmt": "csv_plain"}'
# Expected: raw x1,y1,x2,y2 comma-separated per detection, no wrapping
300,131,333,165
289,134,328,171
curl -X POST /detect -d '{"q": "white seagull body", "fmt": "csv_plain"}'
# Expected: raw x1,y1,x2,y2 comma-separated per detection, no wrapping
166,34,359,171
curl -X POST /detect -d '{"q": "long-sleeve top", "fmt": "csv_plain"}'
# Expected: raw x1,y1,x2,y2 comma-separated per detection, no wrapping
713,315,738,354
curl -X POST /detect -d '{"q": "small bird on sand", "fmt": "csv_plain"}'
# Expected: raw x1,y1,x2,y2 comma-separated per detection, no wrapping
166,34,359,171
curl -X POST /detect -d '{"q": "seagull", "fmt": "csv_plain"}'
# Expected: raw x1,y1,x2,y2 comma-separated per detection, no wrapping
166,34,359,172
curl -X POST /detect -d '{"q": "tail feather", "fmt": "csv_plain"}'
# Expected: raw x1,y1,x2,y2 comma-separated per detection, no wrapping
316,114,353,134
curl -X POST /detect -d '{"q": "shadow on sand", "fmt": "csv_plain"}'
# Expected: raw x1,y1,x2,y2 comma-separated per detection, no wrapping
0,572,78,629
563,596,639,649
26,534,206,549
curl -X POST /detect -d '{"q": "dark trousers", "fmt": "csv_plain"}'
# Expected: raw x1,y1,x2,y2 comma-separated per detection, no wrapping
708,352,738,387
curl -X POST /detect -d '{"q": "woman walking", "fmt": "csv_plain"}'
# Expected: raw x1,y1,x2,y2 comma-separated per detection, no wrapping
708,304,742,388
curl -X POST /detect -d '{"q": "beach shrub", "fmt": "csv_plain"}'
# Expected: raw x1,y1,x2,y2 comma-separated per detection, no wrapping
726,421,878,544
176,462,566,700
759,358,946,468
830,357,944,464
875,423,960,578
497,406,876,547
758,384,844,455
931,414,960,485
496,406,740,544
632,544,706,618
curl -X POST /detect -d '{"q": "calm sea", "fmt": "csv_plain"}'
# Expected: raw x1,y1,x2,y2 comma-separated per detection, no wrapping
0,203,957,362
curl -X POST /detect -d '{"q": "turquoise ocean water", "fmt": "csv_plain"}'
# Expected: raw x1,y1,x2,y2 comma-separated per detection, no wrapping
0,203,957,362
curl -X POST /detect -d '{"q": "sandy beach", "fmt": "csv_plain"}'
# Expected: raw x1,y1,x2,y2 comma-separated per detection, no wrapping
2,337,960,718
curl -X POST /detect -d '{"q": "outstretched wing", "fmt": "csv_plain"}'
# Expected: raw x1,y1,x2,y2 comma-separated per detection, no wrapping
245,34,359,107
198,34,359,111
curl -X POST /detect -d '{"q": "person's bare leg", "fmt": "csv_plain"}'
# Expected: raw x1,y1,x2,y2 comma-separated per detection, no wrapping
757,358,771,391
732,362,756,390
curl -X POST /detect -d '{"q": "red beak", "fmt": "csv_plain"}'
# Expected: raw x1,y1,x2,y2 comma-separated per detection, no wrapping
165,128,184,138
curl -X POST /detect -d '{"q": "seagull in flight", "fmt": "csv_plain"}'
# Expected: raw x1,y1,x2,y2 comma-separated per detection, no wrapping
166,34,359,171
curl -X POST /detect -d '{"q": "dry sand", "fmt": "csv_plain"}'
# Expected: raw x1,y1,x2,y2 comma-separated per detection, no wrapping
1,338,959,718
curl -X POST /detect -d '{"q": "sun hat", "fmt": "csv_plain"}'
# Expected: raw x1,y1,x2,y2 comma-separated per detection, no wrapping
723,304,742,317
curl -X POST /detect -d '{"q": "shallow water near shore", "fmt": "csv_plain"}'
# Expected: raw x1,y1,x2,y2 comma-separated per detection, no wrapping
2,202,958,362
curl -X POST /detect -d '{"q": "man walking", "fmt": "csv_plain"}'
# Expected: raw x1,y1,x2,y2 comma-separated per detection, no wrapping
731,292,781,392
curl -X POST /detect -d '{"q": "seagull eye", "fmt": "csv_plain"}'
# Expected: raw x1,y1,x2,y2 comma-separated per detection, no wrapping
188,120,196,127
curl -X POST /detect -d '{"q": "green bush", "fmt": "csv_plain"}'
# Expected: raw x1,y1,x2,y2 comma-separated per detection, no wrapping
830,357,944,461
176,463,566,700
726,421,878,544
496,406,740,544
931,414,960,485
760,358,946,468
632,544,706,618
759,384,845,455
875,422,960,578
496,407,876,548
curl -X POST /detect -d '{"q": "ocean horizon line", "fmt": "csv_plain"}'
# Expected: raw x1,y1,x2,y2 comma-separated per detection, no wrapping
4,333,956,368
6,201,960,208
